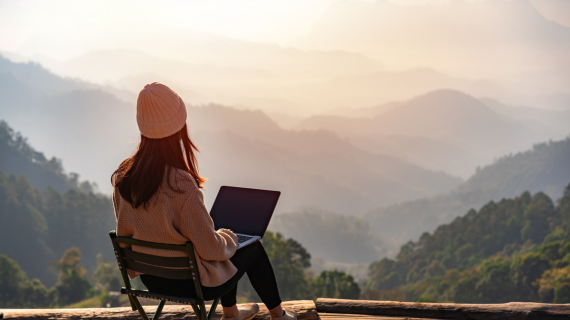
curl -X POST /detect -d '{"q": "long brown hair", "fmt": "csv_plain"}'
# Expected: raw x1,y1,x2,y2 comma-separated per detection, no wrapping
112,124,206,209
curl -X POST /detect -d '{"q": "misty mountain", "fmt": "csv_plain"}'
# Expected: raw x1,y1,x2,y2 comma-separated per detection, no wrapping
26,29,382,82
187,104,463,213
268,207,392,265
0,55,140,190
322,101,402,119
292,0,570,78
285,68,506,113
47,49,276,85
0,56,461,212
482,98,570,139
296,90,552,177
364,135,570,245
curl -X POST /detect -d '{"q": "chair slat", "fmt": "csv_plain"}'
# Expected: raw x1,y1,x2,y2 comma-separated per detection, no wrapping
122,249,191,268
114,236,188,251
122,259,194,280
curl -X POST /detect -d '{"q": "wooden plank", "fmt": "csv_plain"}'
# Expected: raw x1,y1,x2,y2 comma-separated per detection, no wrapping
316,298,570,320
0,300,317,320
319,313,442,320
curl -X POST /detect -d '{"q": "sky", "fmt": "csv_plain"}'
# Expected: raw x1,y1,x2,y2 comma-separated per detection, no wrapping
1,0,336,58
1,0,557,60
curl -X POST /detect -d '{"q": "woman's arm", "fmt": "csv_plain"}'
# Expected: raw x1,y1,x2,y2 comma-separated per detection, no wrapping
177,188,239,261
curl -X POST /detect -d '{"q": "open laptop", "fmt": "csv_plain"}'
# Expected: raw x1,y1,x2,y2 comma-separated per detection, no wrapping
210,186,281,249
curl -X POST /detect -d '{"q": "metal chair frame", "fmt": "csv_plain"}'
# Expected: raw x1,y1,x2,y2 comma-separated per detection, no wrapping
109,231,219,320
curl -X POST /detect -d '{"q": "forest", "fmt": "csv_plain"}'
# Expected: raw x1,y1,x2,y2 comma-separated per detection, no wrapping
364,185,570,304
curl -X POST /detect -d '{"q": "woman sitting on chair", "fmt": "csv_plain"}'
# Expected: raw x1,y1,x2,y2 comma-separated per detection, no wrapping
111,82,296,320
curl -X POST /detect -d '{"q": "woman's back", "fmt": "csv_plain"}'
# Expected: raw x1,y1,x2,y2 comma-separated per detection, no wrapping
113,167,239,286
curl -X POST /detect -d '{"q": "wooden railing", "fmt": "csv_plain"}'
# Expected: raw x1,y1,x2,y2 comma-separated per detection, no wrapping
2,298,570,319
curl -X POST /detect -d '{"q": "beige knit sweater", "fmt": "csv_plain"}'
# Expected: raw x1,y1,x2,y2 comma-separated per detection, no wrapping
112,168,239,287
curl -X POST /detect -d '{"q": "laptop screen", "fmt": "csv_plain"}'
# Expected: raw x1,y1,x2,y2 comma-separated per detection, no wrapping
210,186,281,237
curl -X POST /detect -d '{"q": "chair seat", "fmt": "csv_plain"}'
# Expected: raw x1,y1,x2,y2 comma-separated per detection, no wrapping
121,287,202,305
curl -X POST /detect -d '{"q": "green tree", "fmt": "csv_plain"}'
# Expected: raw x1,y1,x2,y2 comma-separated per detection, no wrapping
0,254,50,307
554,282,570,303
261,231,311,300
313,270,360,299
52,248,93,306
92,254,122,294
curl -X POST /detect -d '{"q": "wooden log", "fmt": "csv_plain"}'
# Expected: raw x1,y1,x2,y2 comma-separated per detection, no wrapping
316,298,570,320
0,300,317,320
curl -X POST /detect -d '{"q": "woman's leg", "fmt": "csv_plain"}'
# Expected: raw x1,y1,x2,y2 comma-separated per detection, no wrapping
235,242,281,309
140,242,282,315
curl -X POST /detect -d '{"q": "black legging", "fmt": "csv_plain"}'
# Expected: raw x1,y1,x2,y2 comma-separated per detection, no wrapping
140,241,282,309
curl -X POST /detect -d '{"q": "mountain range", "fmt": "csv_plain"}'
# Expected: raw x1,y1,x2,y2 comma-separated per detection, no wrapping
295,89,561,177
0,55,462,214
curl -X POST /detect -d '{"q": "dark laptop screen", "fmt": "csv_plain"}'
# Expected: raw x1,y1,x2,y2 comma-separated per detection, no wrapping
210,186,280,237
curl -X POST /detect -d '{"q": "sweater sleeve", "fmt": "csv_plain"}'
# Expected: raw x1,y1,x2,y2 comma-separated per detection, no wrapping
178,188,239,261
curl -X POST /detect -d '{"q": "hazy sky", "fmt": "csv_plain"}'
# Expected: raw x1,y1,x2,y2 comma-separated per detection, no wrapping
0,0,552,60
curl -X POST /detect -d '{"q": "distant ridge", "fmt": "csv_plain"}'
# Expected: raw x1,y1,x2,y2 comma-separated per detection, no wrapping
296,89,548,177
364,135,570,244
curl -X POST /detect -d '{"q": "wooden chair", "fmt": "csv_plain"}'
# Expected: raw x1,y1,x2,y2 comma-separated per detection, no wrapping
109,231,219,320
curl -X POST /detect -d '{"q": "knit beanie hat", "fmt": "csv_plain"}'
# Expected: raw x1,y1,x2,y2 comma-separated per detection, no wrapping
136,82,187,139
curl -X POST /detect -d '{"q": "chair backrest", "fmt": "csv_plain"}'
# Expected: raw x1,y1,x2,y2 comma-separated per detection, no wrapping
109,231,204,299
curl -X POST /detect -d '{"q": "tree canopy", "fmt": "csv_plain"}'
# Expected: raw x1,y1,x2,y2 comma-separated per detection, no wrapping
364,183,570,303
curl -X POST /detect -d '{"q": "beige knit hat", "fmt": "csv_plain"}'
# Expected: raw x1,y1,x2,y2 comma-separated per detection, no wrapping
136,82,187,139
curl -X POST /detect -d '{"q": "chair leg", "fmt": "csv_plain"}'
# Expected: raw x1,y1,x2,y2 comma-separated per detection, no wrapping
190,303,202,320
125,290,137,311
199,301,208,320
152,300,166,320
130,296,150,320
208,298,220,320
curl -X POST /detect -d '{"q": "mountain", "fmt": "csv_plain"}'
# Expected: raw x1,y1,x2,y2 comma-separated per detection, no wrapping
481,98,570,140
364,135,570,245
322,101,402,119
364,186,570,303
187,104,463,213
21,27,382,83
292,0,570,78
283,68,505,113
0,55,140,191
0,120,93,193
296,90,550,177
0,56,461,211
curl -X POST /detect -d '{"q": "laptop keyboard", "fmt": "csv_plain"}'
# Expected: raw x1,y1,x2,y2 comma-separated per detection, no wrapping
237,234,254,244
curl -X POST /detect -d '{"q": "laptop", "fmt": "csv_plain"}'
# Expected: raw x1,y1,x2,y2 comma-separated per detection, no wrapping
210,186,281,249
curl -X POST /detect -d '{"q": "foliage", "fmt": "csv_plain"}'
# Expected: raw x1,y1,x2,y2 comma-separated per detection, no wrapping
262,231,311,300
0,254,51,308
365,183,570,303
238,231,361,301
312,270,360,299
92,254,123,294
0,248,96,307
51,248,93,306
0,170,115,286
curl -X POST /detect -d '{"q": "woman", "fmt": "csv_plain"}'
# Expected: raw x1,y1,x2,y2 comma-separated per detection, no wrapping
111,82,296,320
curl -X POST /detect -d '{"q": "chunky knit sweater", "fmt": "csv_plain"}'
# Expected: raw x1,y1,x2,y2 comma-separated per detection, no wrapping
112,168,239,287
